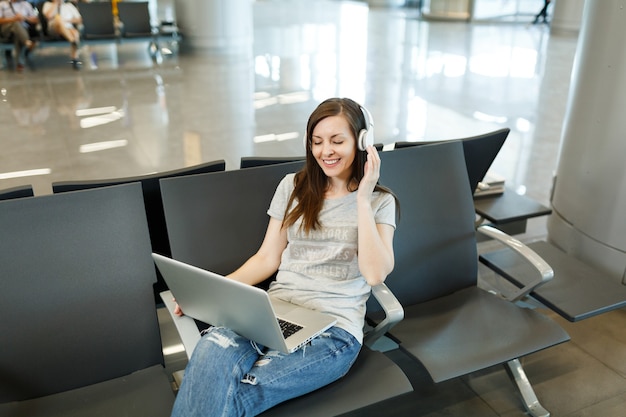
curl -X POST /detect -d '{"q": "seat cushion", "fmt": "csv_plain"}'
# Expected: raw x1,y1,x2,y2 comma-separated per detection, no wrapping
390,287,570,383
260,347,412,417
0,365,174,417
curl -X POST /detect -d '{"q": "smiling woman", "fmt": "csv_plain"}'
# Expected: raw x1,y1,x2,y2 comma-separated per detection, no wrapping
170,98,398,416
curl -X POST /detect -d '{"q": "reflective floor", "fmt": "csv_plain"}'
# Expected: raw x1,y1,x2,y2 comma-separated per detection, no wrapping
2,1,626,416
2,0,570,205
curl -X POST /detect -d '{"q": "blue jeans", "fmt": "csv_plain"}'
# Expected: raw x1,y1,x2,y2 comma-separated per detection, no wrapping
171,326,361,417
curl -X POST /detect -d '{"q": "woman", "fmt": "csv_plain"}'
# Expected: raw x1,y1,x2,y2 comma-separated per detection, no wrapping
42,0,82,69
172,97,398,417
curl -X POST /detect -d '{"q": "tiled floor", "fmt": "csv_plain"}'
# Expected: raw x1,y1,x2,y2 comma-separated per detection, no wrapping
2,1,625,415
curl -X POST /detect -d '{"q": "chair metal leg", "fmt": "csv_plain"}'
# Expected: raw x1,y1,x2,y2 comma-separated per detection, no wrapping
505,359,550,417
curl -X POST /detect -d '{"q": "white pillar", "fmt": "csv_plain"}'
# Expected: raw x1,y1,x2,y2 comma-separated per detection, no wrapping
174,0,253,54
548,0,626,284
550,0,585,36
421,0,471,21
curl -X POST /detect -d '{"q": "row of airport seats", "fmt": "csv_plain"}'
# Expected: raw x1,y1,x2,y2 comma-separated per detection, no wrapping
0,128,503,308
156,140,570,416
152,134,626,415
3,129,622,415
0,159,303,307
74,1,180,53
1,1,178,62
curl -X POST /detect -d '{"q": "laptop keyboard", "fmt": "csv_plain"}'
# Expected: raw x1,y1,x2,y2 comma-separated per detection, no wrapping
278,318,303,338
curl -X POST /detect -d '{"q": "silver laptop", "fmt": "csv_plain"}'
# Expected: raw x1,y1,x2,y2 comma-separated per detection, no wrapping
152,254,337,354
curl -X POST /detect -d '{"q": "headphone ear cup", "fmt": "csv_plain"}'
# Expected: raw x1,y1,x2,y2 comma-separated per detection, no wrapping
357,129,368,151
358,128,374,151
358,105,374,150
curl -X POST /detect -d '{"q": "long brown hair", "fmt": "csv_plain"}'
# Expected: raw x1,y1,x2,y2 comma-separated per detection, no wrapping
283,98,397,233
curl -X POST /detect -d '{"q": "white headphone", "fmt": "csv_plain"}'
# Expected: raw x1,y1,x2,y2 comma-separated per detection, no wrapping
303,104,375,152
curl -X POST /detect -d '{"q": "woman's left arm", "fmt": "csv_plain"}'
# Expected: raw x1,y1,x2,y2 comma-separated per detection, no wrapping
357,146,395,286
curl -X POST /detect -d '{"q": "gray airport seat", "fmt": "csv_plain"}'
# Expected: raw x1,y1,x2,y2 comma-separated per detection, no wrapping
52,160,226,301
117,1,153,38
0,183,174,416
77,2,117,41
393,127,509,195
158,161,413,416
375,142,570,417
394,128,552,236
117,1,179,40
0,184,34,200
117,1,180,58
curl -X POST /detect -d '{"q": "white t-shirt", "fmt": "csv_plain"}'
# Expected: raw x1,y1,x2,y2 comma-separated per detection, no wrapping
0,1,37,25
267,173,396,344
42,1,80,29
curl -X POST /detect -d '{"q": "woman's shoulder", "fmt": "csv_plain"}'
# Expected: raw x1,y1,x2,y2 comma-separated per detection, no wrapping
279,172,297,188
372,188,395,202
371,189,397,213
272,172,296,196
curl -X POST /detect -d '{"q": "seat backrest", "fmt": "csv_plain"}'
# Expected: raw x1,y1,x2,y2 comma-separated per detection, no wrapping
394,128,509,194
160,161,304,275
459,128,509,192
240,156,305,169
117,1,153,37
0,183,162,402
77,2,116,40
0,184,34,201
52,160,226,258
52,161,226,300
375,141,478,308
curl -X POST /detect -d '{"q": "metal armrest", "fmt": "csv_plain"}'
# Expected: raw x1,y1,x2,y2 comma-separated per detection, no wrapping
160,290,201,360
477,225,553,302
363,283,404,349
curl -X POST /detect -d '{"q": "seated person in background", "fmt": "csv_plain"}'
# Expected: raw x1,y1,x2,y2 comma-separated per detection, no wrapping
0,0,39,71
42,0,82,69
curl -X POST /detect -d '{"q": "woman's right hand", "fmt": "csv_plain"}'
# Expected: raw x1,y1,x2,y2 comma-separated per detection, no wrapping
358,145,381,199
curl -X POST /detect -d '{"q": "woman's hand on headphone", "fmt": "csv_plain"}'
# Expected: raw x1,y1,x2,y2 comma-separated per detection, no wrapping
358,145,381,199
